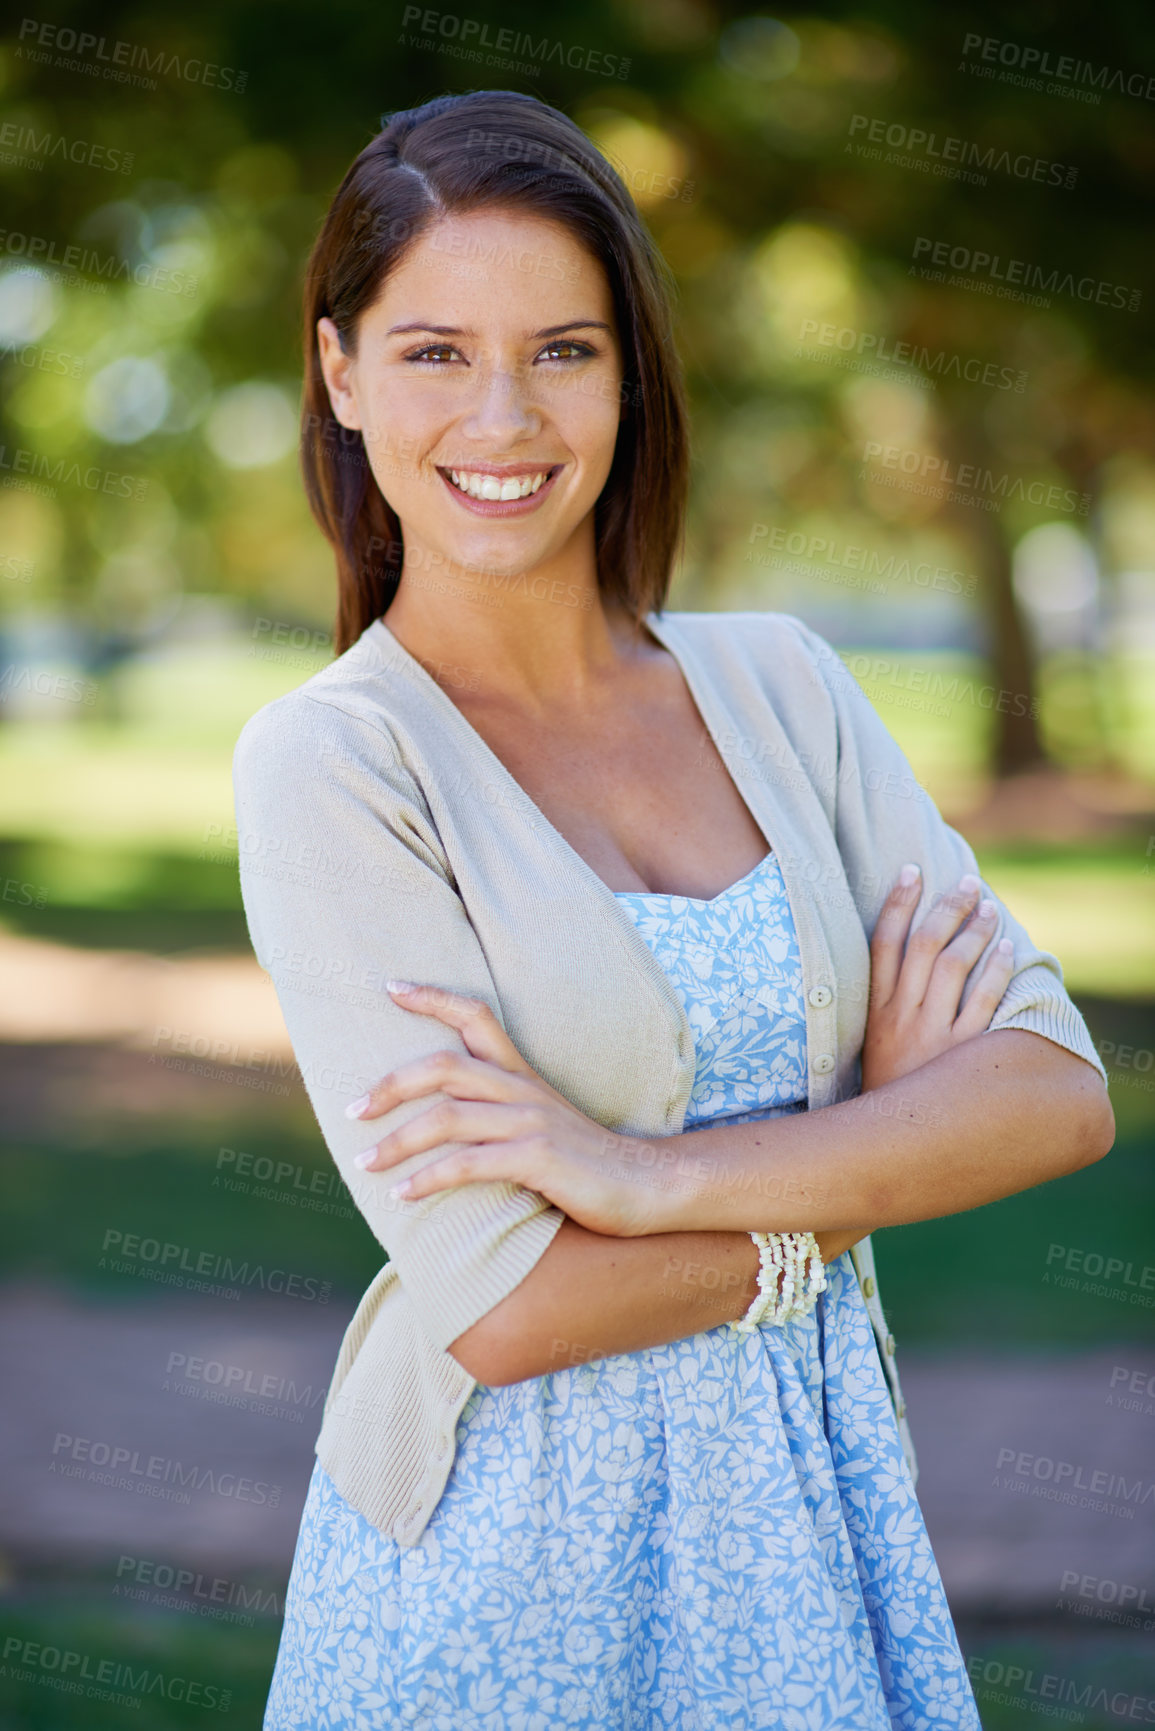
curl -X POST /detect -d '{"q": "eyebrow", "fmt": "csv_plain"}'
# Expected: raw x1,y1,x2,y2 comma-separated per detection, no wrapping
385,320,614,339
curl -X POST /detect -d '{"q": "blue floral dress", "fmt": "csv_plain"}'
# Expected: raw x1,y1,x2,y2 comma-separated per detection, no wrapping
264,850,981,1730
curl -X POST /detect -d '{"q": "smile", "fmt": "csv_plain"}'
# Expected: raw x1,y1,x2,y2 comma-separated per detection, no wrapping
435,464,562,516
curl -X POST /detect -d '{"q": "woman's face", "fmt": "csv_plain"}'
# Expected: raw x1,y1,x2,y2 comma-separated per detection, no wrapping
317,207,625,587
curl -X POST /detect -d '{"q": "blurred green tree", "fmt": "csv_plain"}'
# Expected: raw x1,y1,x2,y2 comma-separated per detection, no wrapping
1,0,1152,777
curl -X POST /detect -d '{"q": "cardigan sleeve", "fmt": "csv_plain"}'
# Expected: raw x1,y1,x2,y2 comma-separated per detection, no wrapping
231,690,565,1356
783,616,1107,1085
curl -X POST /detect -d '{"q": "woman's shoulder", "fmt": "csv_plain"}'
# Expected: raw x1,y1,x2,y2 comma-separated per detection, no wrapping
651,606,840,696
232,622,411,787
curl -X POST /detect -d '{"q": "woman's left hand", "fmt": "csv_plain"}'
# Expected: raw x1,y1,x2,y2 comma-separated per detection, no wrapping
346,981,679,1238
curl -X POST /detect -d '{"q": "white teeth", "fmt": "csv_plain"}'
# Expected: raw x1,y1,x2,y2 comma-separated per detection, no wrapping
446,469,549,501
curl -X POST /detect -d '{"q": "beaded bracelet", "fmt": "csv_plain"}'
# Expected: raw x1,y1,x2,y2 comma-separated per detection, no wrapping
731,1231,827,1335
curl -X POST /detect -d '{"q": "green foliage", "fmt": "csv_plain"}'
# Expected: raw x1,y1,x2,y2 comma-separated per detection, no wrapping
0,1598,279,1730
3,0,1154,770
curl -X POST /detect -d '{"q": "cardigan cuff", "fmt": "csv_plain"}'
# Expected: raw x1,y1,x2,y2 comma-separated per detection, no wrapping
986,969,1107,1085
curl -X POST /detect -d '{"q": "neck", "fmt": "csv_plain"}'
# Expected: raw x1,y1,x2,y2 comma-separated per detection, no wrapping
382,543,656,711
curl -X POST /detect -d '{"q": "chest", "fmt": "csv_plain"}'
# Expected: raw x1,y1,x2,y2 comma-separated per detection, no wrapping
445,678,772,900
412,738,870,1142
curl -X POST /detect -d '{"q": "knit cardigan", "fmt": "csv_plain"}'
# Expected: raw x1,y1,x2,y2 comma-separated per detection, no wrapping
232,607,1106,1548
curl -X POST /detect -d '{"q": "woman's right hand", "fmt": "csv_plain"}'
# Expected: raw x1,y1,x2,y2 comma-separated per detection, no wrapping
861,865,1016,1093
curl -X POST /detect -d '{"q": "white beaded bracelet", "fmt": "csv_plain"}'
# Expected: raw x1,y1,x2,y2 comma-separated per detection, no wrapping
732,1231,827,1335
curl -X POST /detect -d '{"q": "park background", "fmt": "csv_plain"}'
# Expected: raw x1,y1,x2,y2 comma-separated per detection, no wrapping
0,0,1153,1725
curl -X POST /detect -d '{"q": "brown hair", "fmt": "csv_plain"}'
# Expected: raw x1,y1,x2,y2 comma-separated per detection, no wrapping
300,89,690,655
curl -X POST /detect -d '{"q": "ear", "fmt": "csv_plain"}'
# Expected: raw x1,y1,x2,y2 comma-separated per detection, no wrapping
316,317,363,432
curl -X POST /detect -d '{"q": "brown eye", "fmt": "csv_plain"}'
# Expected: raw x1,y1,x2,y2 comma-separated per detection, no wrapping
408,345,460,365
538,341,592,362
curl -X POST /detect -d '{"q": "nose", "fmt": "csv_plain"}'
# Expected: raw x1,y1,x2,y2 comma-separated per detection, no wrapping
459,355,542,447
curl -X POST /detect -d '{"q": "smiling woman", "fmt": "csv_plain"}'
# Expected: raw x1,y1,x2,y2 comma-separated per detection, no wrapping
298,95,687,659
233,87,1111,1731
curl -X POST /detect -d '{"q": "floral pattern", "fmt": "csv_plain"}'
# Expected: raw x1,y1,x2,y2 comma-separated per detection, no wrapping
264,850,980,1730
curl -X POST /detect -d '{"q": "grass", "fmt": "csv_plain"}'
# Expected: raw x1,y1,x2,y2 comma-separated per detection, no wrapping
955,1622,1155,1731
970,843,1155,1000
874,989,1155,1349
0,1597,280,1730
0,1130,384,1306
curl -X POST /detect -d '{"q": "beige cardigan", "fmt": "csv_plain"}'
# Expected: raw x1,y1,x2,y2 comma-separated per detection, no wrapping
232,607,1105,1548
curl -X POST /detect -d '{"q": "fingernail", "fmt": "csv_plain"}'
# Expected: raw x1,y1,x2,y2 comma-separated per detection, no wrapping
386,979,416,994
899,863,920,887
977,899,995,919
353,1149,377,1169
389,1178,413,1199
997,938,1013,955
958,874,981,894
345,1094,371,1119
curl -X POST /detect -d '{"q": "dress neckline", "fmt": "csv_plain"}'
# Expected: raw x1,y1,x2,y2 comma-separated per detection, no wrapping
613,849,776,905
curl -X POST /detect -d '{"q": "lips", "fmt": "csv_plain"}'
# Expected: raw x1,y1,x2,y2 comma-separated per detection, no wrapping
435,463,563,517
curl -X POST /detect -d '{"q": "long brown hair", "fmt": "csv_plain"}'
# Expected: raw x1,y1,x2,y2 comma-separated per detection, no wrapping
300,90,691,655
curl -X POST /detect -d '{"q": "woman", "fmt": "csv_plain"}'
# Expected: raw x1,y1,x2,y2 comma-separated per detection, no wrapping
234,90,1114,1730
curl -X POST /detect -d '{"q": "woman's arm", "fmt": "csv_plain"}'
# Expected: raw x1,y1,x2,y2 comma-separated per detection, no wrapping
359,877,1114,1240
652,861,1114,1236
654,1028,1112,1238
449,1220,867,1385
360,871,1110,1384
231,695,565,1359
444,1031,1110,1385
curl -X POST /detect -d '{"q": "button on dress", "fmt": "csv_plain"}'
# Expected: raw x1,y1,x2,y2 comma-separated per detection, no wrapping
263,850,981,1729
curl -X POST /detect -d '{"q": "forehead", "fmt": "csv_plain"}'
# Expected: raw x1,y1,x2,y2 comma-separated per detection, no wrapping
366,207,614,326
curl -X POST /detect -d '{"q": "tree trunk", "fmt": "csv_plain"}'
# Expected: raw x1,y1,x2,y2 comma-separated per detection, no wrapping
942,416,1046,776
